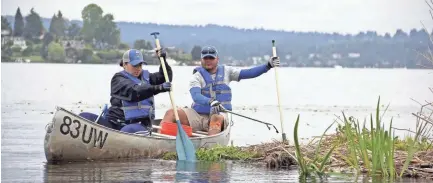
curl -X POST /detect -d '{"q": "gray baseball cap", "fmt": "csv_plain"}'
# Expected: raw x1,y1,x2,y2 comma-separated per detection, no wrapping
201,46,218,59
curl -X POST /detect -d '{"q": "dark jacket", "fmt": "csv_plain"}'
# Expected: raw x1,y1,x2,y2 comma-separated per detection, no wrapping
105,60,173,127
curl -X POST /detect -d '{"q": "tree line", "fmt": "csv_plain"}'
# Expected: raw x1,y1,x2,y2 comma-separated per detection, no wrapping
1,3,433,68
1,4,161,64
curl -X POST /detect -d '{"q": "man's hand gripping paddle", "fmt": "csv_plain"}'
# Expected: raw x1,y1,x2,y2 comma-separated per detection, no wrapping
150,32,196,161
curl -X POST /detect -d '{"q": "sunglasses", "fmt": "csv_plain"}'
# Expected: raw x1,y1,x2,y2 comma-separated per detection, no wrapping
201,47,217,55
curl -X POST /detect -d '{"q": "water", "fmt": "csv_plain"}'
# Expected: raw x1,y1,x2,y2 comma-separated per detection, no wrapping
1,63,432,182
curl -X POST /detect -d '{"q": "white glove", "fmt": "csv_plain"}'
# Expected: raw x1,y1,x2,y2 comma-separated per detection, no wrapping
268,56,280,68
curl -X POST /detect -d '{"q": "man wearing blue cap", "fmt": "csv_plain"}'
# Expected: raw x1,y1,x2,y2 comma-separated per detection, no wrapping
100,48,173,135
162,46,279,135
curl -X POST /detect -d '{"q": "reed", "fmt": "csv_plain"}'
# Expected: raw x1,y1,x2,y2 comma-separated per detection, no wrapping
335,97,396,178
399,94,433,177
293,114,336,179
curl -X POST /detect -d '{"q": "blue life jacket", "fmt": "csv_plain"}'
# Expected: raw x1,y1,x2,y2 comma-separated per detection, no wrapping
192,66,232,114
120,70,155,121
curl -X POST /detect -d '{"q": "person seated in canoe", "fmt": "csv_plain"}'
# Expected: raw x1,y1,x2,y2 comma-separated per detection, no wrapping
161,46,279,135
81,48,172,135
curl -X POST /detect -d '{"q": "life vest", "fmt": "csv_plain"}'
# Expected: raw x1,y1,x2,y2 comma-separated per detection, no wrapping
120,70,155,121
191,66,232,114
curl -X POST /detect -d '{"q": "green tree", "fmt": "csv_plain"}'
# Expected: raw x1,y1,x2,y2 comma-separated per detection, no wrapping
146,41,153,50
91,54,102,63
133,39,153,50
118,43,130,49
79,48,93,62
33,44,42,55
22,46,33,56
49,11,67,37
80,4,120,48
1,47,13,61
393,29,408,40
1,16,12,35
55,11,66,37
97,50,119,61
81,3,103,43
49,14,58,35
11,46,22,53
191,45,202,60
41,32,54,59
23,8,45,41
97,14,120,47
67,23,81,39
13,8,25,36
25,40,34,48
47,42,66,62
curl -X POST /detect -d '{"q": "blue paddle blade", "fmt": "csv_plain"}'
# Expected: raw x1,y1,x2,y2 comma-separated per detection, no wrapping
175,120,196,161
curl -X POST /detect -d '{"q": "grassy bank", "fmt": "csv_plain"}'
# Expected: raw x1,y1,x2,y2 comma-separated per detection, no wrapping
9,56,45,62
162,97,433,181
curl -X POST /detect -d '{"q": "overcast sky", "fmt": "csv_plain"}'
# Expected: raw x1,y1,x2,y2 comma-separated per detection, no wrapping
1,0,432,35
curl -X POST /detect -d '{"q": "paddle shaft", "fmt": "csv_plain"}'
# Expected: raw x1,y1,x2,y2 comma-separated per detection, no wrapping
151,33,196,161
153,38,181,122
95,104,107,124
272,40,287,143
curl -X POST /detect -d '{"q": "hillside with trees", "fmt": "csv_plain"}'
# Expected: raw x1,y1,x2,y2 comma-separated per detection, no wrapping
1,3,432,68
1,5,166,65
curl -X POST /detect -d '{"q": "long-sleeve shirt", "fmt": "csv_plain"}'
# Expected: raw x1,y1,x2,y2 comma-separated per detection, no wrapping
105,60,173,124
189,63,271,106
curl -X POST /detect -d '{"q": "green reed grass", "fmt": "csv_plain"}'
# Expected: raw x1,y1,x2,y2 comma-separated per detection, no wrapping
398,102,432,177
293,95,431,181
337,96,432,179
162,145,261,161
293,114,336,179
395,136,432,151
337,97,396,178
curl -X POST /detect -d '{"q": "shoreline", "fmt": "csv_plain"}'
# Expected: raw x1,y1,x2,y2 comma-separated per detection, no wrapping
1,61,430,69
161,137,433,181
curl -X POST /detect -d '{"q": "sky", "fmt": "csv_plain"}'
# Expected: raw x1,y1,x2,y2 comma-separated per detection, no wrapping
1,0,432,35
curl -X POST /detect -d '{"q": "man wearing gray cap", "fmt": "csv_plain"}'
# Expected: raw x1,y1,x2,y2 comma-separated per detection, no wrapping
162,46,279,135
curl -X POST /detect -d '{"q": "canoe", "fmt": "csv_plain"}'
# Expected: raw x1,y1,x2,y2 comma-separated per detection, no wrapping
43,106,233,163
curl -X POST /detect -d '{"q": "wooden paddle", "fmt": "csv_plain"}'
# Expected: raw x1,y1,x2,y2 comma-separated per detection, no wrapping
272,40,287,143
150,32,196,161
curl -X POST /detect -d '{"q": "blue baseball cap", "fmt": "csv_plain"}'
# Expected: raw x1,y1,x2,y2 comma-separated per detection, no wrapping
201,46,218,59
122,49,146,66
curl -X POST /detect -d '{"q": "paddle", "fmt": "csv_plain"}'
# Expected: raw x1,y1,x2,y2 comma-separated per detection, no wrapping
272,40,287,143
150,32,196,161
222,109,279,134
95,104,108,124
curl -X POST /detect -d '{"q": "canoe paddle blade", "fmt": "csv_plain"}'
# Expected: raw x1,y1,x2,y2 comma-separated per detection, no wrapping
150,32,196,161
175,119,196,161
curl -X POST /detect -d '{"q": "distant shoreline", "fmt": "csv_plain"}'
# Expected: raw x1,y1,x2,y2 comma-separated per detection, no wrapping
2,61,430,69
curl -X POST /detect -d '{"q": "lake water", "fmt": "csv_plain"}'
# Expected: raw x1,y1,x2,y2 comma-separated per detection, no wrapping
1,63,432,182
